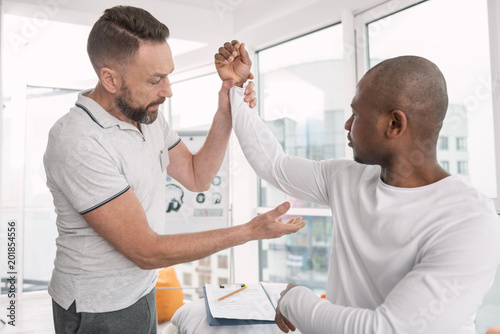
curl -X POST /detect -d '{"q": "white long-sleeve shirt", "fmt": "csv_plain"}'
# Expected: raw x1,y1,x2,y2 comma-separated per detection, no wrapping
230,86,500,334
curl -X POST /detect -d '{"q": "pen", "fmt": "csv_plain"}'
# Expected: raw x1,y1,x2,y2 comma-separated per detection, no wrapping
217,285,247,301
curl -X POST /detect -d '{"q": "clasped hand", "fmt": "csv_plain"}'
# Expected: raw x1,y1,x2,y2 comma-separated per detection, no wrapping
214,40,256,109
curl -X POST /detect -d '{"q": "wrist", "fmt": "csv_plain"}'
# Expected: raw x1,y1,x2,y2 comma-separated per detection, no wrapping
234,75,250,88
234,80,245,88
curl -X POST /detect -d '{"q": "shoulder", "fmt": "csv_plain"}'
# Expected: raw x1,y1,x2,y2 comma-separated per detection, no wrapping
427,177,500,263
45,107,107,166
321,158,380,181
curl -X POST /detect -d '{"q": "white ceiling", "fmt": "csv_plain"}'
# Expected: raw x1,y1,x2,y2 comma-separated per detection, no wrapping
2,0,385,75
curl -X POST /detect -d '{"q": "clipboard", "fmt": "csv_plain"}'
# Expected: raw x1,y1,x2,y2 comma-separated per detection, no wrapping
203,284,276,326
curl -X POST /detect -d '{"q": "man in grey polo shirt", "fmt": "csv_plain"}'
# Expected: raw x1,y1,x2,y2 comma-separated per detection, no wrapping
43,6,307,333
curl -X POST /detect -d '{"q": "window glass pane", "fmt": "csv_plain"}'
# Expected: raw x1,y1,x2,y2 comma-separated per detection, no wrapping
260,215,332,294
257,24,345,208
21,87,74,292
173,249,229,301
25,87,79,207
23,211,58,292
169,73,220,131
1,97,13,203
367,0,496,197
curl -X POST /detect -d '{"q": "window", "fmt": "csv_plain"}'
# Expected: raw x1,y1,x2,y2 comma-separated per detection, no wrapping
457,161,469,175
440,161,450,172
218,254,228,269
1,87,78,294
438,137,449,150
456,137,467,151
1,14,94,295
260,215,332,291
257,24,345,209
256,24,343,293
168,73,221,131
362,0,496,198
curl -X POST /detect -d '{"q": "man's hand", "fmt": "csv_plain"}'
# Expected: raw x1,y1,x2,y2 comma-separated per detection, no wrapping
215,40,254,88
246,202,307,240
217,79,257,116
275,283,300,333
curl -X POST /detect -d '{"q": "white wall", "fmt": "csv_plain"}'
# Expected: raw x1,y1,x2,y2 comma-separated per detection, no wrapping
2,0,386,76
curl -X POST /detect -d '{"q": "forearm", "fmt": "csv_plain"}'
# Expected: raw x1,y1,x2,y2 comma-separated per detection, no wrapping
138,202,302,269
141,223,251,269
279,250,499,334
191,110,232,191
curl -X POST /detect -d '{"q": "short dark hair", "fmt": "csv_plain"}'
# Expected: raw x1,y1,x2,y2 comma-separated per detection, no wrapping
87,6,170,73
367,56,448,139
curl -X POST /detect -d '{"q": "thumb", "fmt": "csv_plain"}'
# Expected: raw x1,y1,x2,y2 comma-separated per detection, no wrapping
239,43,251,64
267,202,290,220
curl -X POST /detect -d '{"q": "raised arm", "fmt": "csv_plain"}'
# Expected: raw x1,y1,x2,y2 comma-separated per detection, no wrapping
166,41,256,192
215,41,331,206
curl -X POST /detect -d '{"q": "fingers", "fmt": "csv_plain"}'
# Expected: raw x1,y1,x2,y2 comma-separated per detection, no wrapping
215,40,250,65
244,81,255,94
216,41,238,63
214,53,228,66
280,217,308,234
286,217,304,225
267,202,290,220
243,90,256,104
239,42,251,64
275,308,294,333
284,318,296,332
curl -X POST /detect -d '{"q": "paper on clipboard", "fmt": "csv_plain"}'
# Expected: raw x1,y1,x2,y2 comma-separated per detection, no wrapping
205,283,275,321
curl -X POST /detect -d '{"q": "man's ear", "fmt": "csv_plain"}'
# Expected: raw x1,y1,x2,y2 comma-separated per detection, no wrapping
385,109,407,138
99,67,120,94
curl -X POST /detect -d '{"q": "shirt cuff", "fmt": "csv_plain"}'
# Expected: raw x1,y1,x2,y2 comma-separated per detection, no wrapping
280,286,314,319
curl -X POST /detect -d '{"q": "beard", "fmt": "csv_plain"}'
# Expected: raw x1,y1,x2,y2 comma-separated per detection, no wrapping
116,84,166,124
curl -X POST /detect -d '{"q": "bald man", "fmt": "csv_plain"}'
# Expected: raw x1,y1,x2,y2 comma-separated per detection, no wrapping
216,47,500,334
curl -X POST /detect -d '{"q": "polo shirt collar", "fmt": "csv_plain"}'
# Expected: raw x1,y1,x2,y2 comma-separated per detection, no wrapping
75,89,140,132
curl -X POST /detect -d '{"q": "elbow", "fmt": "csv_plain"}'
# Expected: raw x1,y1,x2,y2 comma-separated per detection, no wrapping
127,241,165,270
135,258,158,270
129,242,177,270
185,182,211,193
129,252,158,270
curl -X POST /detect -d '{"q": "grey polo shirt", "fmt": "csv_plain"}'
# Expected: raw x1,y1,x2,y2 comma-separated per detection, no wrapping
44,89,180,313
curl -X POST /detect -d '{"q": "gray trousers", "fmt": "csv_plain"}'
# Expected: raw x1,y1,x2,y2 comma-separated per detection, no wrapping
52,288,157,334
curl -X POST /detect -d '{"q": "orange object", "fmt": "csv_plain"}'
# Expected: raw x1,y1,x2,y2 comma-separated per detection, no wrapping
486,326,500,334
155,267,184,323
321,294,326,299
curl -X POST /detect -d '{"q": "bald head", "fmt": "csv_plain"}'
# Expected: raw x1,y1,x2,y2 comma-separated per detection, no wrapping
363,56,448,140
